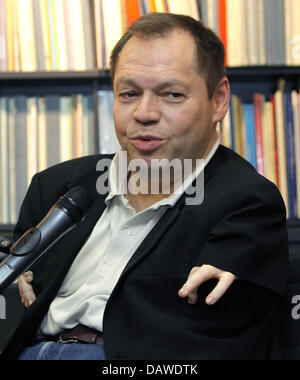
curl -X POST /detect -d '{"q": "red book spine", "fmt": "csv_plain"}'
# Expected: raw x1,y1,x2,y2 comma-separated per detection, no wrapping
218,0,228,67
125,0,140,27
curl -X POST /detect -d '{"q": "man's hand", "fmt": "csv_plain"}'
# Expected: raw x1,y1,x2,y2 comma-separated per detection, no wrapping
178,265,237,305
18,271,36,308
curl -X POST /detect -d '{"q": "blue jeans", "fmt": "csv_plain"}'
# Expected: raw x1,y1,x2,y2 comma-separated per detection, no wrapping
18,341,107,360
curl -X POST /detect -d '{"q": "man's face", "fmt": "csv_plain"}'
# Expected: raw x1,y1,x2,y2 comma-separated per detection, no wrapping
113,29,221,166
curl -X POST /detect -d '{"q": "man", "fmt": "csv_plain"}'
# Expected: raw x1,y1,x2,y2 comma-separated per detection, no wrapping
1,13,288,360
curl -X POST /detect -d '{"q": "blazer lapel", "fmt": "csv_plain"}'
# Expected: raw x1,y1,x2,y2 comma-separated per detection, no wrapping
53,157,112,273
111,146,227,287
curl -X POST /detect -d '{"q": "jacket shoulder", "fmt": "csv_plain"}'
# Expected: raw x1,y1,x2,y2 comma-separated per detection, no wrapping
37,154,113,184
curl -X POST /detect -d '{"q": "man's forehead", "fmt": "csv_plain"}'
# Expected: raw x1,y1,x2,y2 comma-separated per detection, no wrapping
115,30,199,76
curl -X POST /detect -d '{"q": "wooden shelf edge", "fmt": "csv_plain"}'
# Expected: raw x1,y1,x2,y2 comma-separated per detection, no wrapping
0,70,111,80
0,66,299,81
227,66,300,77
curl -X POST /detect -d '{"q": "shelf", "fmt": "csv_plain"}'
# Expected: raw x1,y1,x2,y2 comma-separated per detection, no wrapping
0,70,111,80
0,70,112,96
0,66,299,81
227,66,300,78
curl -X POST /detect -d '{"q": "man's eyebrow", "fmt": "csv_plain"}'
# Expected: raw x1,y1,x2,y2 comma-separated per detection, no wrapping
115,76,189,91
115,76,138,89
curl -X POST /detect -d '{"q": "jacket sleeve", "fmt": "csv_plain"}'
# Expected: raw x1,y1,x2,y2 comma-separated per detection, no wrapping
13,173,47,242
195,179,289,295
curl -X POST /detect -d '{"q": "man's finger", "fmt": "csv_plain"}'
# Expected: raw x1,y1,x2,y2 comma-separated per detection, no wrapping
178,266,213,298
18,272,36,308
205,272,236,305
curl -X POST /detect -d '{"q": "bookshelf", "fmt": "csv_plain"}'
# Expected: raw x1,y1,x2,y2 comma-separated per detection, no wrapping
0,0,299,252
0,68,300,234
227,66,300,102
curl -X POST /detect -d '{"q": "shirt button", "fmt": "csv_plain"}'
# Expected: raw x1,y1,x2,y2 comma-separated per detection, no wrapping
125,229,131,236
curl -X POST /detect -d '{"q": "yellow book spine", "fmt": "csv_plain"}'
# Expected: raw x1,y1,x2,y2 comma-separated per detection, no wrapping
16,0,37,71
40,0,53,71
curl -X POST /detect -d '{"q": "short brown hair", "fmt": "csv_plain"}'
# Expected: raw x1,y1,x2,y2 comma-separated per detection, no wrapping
109,13,226,99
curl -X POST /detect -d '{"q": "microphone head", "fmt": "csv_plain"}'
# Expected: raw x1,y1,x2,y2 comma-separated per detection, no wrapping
57,187,92,223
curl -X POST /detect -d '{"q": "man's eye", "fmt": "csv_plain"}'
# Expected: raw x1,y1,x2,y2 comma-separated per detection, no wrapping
120,91,137,99
164,92,184,100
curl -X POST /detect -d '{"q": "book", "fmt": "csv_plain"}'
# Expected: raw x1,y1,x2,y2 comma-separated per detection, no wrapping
8,97,16,223
82,95,96,156
291,0,300,65
82,0,96,70
242,103,257,169
69,0,86,70
16,0,37,71
284,92,297,218
47,0,58,70
256,0,266,65
125,0,140,27
284,0,293,65
0,97,10,224
264,0,285,66
62,0,74,70
220,108,231,149
254,93,265,176
45,95,60,167
292,91,300,217
274,80,289,215
231,95,245,158
74,94,84,158
187,0,200,20
148,0,157,12
270,95,280,188
27,97,38,186
94,0,104,70
0,0,7,71
246,0,258,65
207,0,219,36
154,0,167,13
53,0,68,71
226,0,244,66
167,0,193,17
98,90,120,154
228,96,235,151
262,101,277,185
6,0,14,71
37,97,47,172
218,0,227,66
40,0,53,71
102,0,123,70
32,0,46,71
14,96,28,220
59,96,74,163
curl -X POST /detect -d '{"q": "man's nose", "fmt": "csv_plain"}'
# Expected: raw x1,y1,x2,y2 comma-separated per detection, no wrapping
133,94,161,125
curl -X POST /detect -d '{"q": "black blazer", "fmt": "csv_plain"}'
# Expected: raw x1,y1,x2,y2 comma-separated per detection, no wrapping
1,146,289,360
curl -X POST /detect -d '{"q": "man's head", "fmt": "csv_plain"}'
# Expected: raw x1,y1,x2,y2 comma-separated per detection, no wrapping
110,13,226,100
111,13,230,167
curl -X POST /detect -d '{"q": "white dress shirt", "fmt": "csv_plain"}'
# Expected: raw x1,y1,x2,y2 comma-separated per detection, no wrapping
40,136,220,335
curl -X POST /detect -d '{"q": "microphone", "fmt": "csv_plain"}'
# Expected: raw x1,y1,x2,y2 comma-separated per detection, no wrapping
0,236,12,254
0,187,92,293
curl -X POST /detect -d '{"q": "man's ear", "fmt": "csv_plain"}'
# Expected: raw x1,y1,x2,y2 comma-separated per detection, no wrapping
211,77,230,124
